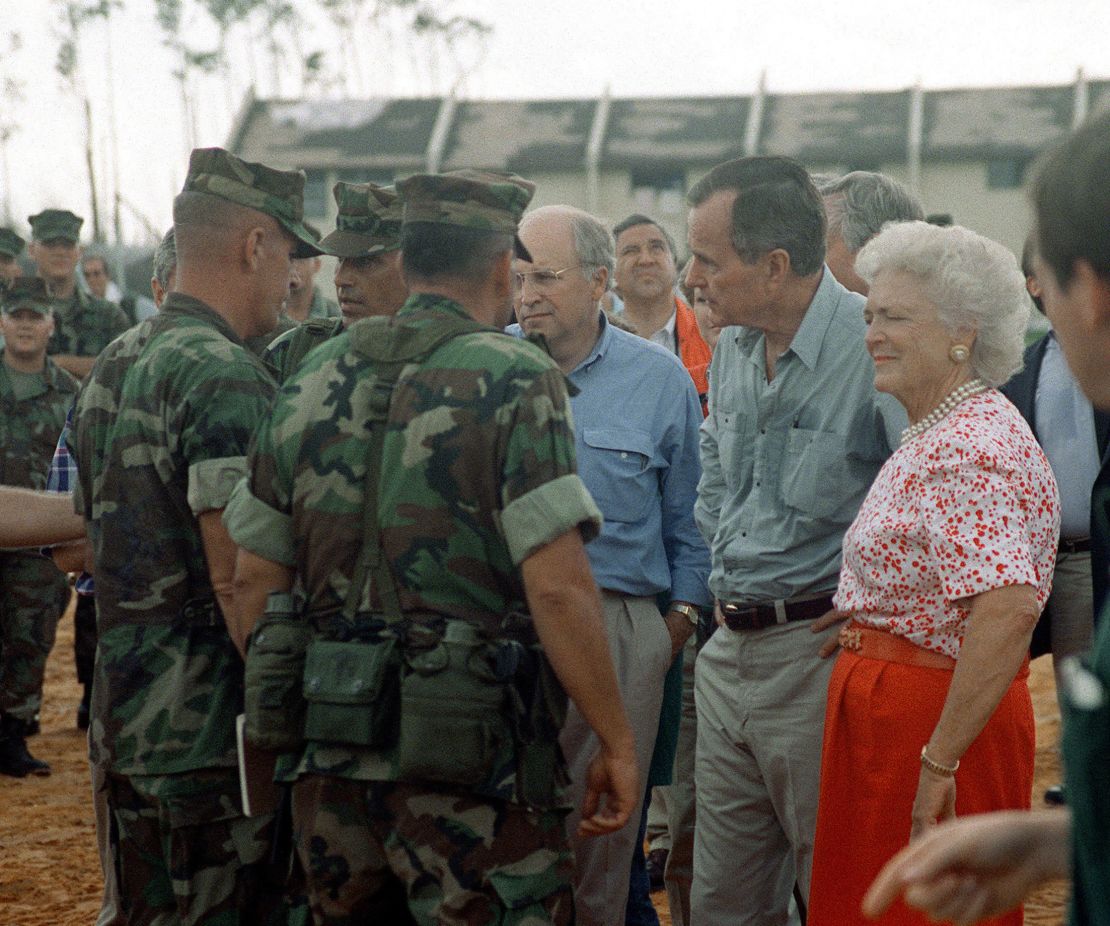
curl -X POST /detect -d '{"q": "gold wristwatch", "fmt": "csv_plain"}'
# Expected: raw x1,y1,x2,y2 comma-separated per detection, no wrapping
670,603,700,627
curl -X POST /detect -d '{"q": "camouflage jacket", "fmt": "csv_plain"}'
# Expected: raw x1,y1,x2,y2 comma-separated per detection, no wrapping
70,293,277,775
225,293,601,799
0,355,78,490
263,315,343,383
49,286,131,358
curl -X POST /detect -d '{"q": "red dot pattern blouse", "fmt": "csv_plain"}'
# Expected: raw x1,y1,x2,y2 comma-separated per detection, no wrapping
834,390,1060,659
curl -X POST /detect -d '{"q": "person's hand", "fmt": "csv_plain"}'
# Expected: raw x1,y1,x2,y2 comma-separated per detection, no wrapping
577,737,639,838
663,608,695,660
862,810,1071,923
811,608,849,658
910,765,957,841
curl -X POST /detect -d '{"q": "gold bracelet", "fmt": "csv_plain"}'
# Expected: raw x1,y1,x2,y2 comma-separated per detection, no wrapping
920,745,959,777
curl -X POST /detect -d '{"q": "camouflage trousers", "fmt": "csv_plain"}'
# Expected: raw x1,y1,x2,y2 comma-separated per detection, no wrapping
107,768,291,926
0,551,69,720
292,776,575,926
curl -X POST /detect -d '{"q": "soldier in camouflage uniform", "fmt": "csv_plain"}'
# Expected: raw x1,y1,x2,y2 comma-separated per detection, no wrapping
27,209,130,380
225,169,640,925
265,181,407,382
284,221,340,324
0,277,78,777
0,227,26,286
69,147,320,924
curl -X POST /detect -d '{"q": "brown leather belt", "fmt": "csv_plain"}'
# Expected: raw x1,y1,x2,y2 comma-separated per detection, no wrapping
837,622,956,671
1059,537,1092,555
720,594,834,632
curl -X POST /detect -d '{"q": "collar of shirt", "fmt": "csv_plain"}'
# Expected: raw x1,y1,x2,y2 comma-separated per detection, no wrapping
159,292,247,347
569,309,612,376
730,267,841,374
648,309,677,354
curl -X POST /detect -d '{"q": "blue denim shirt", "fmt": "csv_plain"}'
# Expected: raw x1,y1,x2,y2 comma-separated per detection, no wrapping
511,313,711,606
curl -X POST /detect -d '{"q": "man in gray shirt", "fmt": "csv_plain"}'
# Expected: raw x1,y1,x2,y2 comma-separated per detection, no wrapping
684,156,904,925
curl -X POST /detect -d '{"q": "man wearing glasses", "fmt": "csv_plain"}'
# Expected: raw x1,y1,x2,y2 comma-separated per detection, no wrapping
512,205,711,926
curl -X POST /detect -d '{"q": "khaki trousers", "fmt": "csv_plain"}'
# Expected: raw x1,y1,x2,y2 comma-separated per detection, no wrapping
691,620,835,926
560,591,672,926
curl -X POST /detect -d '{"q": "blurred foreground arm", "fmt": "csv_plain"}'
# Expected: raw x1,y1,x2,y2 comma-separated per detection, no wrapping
0,487,84,547
521,528,639,837
863,809,1070,924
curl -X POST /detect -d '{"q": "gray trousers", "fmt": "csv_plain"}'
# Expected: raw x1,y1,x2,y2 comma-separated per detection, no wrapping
560,591,672,926
1046,549,1096,702
691,620,835,926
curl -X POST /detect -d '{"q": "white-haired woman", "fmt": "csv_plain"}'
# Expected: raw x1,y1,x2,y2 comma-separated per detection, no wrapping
807,222,1060,926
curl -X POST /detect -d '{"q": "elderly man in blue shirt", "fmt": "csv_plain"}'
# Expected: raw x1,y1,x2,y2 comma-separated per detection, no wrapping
511,204,711,926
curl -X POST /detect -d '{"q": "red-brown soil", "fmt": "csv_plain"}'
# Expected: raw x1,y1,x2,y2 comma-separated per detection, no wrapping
0,602,1070,925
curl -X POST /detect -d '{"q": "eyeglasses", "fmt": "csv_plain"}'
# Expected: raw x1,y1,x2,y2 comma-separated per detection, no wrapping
514,265,586,292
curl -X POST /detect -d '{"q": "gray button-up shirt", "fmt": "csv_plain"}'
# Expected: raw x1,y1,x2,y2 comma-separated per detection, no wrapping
696,269,906,603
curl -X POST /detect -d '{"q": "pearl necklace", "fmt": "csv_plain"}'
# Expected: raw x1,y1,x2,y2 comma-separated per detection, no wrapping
900,378,988,445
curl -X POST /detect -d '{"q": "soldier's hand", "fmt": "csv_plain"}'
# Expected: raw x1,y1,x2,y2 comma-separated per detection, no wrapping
576,739,639,838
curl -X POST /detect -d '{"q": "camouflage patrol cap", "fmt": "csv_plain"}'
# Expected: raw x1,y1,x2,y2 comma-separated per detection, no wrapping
397,169,536,261
0,227,24,258
180,147,322,258
28,209,83,244
1,276,53,315
320,182,403,259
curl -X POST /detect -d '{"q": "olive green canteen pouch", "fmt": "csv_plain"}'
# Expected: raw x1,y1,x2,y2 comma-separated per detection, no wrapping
302,637,400,748
397,621,513,787
244,593,312,752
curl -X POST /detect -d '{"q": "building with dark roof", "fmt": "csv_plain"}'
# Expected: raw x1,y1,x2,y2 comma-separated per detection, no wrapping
229,74,1108,259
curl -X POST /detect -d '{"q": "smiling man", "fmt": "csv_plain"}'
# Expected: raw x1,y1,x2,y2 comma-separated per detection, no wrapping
0,277,78,778
265,181,407,382
684,156,904,925
513,204,711,926
613,214,711,416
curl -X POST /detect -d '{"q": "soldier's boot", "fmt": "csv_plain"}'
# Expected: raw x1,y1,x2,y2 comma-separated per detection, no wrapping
0,712,50,777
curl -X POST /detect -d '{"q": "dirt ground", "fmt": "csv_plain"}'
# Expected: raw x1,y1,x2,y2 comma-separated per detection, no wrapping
0,601,1072,926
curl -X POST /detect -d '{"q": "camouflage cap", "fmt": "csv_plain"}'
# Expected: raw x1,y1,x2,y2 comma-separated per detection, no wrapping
28,209,83,244
0,227,25,258
397,169,536,261
1,276,53,315
320,182,403,259
180,147,322,258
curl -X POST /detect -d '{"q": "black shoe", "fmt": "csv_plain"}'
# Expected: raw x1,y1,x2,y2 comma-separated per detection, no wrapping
0,714,50,777
646,847,668,892
77,685,91,731
1044,784,1067,806
25,715,40,736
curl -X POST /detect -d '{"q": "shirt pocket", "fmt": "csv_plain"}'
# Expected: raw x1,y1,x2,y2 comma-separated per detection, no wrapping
581,427,657,524
715,411,753,493
780,427,866,520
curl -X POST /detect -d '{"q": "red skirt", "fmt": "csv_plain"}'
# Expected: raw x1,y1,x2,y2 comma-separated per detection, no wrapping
807,646,1034,925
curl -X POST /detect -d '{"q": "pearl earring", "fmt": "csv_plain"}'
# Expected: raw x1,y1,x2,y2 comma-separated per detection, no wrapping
950,345,969,363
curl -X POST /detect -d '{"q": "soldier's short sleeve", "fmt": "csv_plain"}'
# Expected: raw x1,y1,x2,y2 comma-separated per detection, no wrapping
182,352,275,515
498,364,601,565
223,382,299,566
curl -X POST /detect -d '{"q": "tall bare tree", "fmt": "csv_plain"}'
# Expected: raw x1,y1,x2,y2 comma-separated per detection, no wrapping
0,33,24,224
54,0,121,243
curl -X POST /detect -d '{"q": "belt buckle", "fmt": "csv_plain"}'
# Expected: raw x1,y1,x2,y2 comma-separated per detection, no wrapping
722,602,758,629
838,624,862,652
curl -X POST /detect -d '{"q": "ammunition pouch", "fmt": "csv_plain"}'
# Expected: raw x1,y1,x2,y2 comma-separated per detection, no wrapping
302,637,401,748
397,620,514,787
244,594,312,752
506,641,570,807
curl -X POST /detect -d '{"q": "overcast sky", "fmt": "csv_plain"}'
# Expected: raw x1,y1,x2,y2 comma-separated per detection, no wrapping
3,0,1108,243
